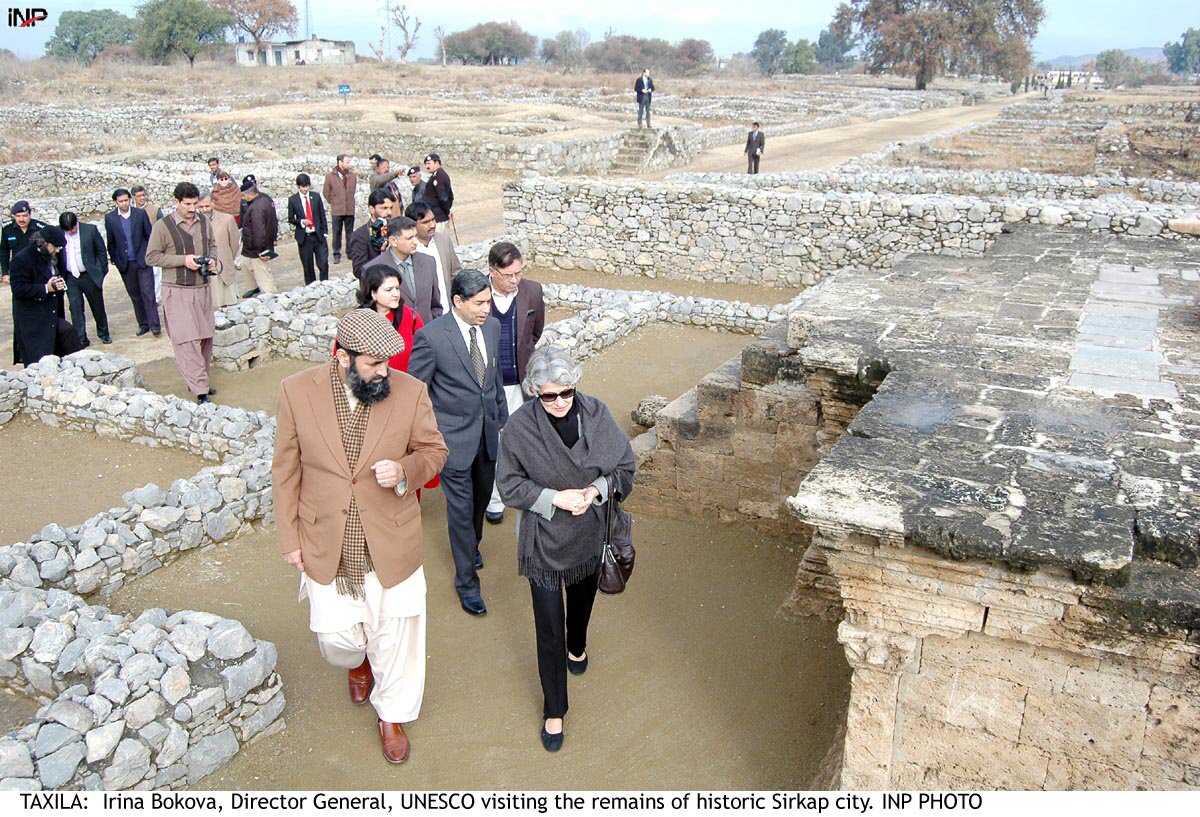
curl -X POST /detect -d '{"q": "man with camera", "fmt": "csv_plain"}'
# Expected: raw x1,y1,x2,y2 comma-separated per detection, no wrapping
145,182,221,404
348,188,398,279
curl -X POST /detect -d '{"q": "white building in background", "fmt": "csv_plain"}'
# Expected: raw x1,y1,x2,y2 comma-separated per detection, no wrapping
236,36,357,67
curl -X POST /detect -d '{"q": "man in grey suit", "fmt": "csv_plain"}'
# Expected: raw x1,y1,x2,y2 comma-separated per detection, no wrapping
408,269,509,616
361,216,442,325
745,122,765,174
57,211,110,346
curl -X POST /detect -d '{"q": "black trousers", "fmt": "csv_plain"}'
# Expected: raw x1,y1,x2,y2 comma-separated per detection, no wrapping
330,215,355,256
747,154,760,174
439,430,494,599
297,235,329,284
120,262,159,332
65,273,108,343
530,573,599,719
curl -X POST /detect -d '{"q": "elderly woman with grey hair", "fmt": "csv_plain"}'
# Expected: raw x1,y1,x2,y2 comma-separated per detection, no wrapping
496,344,636,753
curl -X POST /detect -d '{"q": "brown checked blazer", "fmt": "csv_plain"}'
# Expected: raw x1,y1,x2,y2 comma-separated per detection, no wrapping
272,364,449,588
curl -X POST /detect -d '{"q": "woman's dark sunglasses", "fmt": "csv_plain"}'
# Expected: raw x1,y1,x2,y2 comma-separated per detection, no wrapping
538,388,576,404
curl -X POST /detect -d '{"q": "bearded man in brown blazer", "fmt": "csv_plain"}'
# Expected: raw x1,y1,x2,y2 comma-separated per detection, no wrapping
273,309,448,764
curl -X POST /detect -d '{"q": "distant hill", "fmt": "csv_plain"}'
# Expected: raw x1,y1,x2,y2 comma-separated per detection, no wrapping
1041,47,1165,68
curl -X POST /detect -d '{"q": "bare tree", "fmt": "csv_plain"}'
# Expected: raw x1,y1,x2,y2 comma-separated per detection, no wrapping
368,24,387,62
392,4,420,63
433,25,447,67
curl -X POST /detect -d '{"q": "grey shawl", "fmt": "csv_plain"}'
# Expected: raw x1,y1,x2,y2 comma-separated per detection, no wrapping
496,392,636,589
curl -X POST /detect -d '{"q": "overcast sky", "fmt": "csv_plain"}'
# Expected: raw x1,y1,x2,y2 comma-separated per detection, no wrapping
1,1,1192,63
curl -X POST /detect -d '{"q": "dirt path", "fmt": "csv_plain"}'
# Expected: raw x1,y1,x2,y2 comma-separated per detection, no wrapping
649,96,1020,177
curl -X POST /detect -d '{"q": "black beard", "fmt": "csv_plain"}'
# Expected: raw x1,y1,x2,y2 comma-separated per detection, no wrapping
347,365,390,405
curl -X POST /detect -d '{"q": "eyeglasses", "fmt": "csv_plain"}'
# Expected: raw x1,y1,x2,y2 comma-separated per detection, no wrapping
491,267,522,280
538,388,575,404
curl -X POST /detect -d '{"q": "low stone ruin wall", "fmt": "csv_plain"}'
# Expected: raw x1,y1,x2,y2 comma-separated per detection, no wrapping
503,177,1199,288
0,589,283,791
670,167,1200,204
0,354,282,790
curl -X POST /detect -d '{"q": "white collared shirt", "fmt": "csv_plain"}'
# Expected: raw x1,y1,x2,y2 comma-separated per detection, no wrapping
452,308,487,362
491,284,518,315
415,240,448,312
63,229,84,276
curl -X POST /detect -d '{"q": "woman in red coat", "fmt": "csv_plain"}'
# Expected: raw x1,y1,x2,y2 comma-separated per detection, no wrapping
347,264,424,371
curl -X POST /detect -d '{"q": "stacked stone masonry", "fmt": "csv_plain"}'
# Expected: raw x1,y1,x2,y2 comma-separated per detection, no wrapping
504,177,1199,289
782,228,1200,790
0,354,282,791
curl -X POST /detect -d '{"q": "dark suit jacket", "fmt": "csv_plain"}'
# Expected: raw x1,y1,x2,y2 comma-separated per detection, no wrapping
408,314,509,472
10,245,66,364
489,279,545,388
56,222,108,287
745,130,765,155
635,76,654,103
104,207,153,272
348,223,380,278
287,191,328,244
361,251,443,325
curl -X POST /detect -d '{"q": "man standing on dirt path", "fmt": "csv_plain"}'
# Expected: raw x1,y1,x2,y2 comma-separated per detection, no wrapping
745,122,765,174
324,154,358,265
423,154,454,226
273,308,448,765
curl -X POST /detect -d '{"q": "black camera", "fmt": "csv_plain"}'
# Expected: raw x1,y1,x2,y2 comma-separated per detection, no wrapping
368,218,389,252
195,256,217,277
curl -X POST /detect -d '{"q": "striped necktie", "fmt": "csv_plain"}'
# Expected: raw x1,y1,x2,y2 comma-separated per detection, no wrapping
469,327,485,388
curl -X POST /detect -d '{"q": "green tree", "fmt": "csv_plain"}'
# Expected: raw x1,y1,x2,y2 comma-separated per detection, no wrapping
833,0,1044,90
782,39,817,74
1095,49,1146,87
45,9,136,65
814,26,854,70
1164,28,1200,75
210,0,297,65
445,21,536,65
136,0,231,67
751,29,788,76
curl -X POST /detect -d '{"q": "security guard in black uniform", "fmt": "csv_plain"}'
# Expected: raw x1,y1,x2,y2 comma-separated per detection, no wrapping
1,200,49,283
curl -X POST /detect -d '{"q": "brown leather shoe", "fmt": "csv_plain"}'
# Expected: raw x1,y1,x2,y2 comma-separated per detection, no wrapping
379,719,410,763
348,657,373,705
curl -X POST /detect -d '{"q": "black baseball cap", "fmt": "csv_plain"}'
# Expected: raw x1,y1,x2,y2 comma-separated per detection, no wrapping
424,153,440,163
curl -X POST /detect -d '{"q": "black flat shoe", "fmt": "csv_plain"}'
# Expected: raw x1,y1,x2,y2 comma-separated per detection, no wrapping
474,551,484,570
241,288,261,299
100,336,112,344
540,724,563,753
460,596,487,616
136,327,149,336
485,510,504,524
567,653,588,675
207,387,217,396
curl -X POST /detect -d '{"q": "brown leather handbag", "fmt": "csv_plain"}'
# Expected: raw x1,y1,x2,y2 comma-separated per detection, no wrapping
597,476,635,595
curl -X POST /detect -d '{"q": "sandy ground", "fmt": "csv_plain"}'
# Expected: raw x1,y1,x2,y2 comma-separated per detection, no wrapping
650,95,1021,177
0,416,207,546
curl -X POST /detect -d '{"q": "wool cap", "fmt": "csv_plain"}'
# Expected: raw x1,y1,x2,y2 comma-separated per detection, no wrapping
38,226,64,246
336,308,405,359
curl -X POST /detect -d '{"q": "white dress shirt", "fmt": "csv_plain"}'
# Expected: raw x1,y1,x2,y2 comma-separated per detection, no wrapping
415,240,448,312
63,229,84,277
451,308,486,362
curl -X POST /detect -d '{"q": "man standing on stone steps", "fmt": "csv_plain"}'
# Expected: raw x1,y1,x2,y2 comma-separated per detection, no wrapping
746,122,765,174
635,68,654,129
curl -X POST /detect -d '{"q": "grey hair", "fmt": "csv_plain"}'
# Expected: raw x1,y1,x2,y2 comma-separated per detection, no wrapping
522,344,582,396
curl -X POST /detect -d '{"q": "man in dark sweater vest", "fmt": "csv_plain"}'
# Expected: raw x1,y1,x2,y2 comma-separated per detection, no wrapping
483,241,545,524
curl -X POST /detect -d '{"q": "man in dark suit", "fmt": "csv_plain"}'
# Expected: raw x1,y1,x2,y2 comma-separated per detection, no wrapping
104,188,160,336
423,154,453,225
745,122,765,174
349,189,397,279
360,216,442,325
408,269,509,616
57,212,110,347
287,173,330,285
635,68,654,128
9,227,81,365
483,241,544,524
